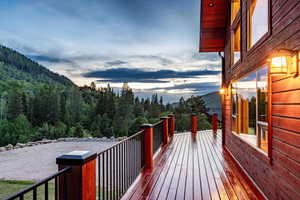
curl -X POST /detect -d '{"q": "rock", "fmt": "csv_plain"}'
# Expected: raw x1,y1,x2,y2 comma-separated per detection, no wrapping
0,147,6,152
57,138,66,142
15,143,26,148
5,144,13,150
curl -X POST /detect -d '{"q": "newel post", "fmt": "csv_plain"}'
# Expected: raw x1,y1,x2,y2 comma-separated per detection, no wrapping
191,114,197,136
140,124,154,169
212,113,218,134
160,117,169,146
56,151,97,200
168,114,175,137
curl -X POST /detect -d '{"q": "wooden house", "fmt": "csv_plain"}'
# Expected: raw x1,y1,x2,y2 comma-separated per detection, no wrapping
199,0,300,199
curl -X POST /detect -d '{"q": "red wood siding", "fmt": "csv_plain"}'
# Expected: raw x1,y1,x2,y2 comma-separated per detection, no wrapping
223,0,300,199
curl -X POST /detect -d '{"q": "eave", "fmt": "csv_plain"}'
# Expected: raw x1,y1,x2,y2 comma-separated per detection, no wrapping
199,0,229,52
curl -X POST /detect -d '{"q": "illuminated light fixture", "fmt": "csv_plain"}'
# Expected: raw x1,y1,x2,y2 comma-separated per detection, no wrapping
219,88,226,95
269,49,299,76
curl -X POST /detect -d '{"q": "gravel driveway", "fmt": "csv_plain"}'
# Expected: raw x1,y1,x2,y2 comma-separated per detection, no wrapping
0,142,115,181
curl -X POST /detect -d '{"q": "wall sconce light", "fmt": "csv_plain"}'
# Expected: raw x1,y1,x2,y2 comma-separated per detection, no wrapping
219,88,226,95
269,49,299,76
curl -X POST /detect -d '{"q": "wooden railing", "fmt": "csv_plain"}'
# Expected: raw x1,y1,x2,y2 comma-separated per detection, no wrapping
97,130,145,200
153,121,163,154
5,114,193,200
5,167,71,200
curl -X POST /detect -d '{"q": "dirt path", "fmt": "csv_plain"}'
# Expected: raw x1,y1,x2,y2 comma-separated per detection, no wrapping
0,142,115,181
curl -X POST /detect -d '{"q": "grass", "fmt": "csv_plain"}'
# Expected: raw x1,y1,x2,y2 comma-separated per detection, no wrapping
0,179,55,200
0,179,119,200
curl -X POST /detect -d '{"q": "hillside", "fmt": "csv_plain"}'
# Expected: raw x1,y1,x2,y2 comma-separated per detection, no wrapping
201,91,221,119
0,45,75,87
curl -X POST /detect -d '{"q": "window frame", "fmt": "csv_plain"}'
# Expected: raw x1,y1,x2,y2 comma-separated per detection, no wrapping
230,64,272,161
230,0,242,68
246,0,272,54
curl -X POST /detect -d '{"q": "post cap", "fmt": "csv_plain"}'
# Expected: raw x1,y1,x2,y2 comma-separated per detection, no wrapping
168,114,174,117
56,151,97,165
160,117,169,120
140,124,153,129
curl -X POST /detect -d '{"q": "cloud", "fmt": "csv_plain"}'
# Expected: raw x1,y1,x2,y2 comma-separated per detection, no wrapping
83,68,221,81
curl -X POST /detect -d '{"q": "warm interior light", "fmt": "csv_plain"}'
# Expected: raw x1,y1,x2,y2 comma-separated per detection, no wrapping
219,88,226,95
269,49,298,76
271,56,287,67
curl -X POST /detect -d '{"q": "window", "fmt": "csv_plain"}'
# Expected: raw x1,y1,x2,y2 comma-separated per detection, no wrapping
247,0,269,49
231,0,241,66
231,66,269,153
231,0,241,24
233,24,241,64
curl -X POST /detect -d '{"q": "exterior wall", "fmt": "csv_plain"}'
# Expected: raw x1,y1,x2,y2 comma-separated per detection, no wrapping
223,0,300,199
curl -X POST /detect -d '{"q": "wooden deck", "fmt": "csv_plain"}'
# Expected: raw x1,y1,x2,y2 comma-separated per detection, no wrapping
122,130,262,200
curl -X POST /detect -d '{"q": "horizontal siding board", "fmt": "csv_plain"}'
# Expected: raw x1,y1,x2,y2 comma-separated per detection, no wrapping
272,105,300,118
272,116,300,133
273,150,300,179
273,127,300,148
272,89,300,104
273,138,300,163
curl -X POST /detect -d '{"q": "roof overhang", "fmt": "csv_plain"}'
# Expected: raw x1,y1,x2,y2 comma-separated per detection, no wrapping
199,0,229,52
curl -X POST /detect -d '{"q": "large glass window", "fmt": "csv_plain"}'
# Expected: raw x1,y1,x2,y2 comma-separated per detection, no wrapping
247,0,269,48
233,24,241,65
232,66,268,153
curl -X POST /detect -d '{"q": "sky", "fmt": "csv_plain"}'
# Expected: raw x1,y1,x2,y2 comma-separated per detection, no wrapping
0,0,221,103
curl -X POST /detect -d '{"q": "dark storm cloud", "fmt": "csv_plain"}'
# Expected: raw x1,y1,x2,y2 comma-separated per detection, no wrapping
30,55,74,64
153,82,219,91
83,68,221,81
97,79,168,83
105,60,128,67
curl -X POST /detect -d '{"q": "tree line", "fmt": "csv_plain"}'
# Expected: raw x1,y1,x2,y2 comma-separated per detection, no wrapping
0,81,212,146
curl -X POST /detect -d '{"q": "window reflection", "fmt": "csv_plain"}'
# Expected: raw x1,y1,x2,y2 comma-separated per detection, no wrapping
248,0,269,48
231,66,268,153
233,24,241,65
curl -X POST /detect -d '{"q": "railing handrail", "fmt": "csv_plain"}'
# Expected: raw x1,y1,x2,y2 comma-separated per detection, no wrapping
97,130,145,156
153,120,163,127
5,166,72,200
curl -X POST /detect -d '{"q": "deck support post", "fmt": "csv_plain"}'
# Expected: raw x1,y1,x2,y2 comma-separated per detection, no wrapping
191,114,197,137
160,117,169,146
168,114,175,137
140,124,154,169
212,113,218,134
56,151,97,200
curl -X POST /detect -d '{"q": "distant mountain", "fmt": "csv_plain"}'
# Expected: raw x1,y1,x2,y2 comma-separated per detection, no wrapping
201,91,221,119
0,45,75,87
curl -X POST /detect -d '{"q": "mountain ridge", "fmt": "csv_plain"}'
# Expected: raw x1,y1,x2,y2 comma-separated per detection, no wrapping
0,45,75,87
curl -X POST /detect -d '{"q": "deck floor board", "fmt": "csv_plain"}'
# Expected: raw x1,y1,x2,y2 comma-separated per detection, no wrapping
122,131,261,200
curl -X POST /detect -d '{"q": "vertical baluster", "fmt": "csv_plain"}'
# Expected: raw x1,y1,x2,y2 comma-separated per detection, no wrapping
64,172,68,200
112,148,115,200
126,140,129,189
98,155,100,200
134,137,137,178
19,195,24,200
55,176,58,200
106,152,109,200
122,142,125,194
102,154,105,200
110,149,112,200
45,181,49,200
33,188,37,200
119,144,121,198
117,145,120,199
